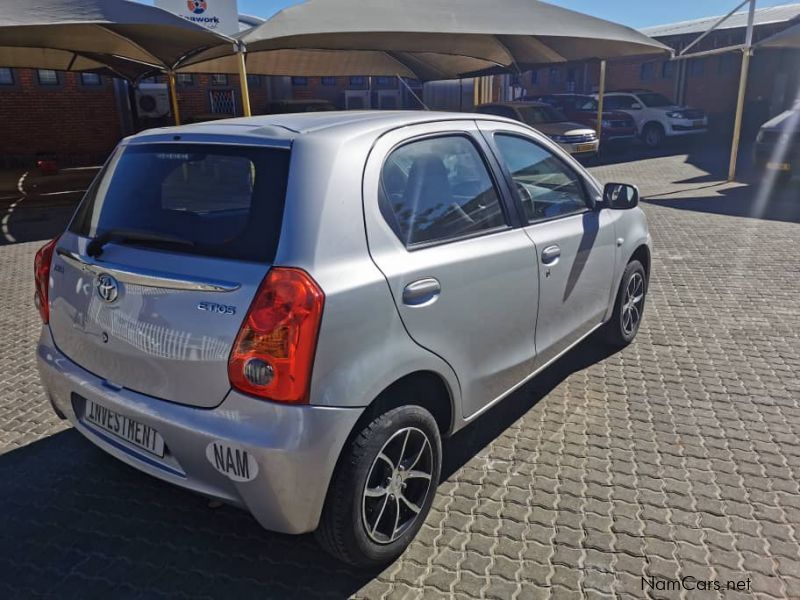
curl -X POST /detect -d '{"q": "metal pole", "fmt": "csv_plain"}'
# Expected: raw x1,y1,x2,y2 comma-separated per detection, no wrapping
728,0,756,182
167,71,181,126
728,49,752,181
236,45,252,117
596,60,606,138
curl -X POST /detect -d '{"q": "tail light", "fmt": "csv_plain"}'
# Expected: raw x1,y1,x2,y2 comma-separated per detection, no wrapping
34,238,58,324
228,268,325,404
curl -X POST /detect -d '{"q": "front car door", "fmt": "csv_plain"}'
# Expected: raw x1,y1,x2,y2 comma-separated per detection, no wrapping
605,94,645,132
478,120,617,368
362,121,540,419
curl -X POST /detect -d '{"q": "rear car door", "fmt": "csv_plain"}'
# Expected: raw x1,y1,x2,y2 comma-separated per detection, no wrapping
48,139,291,408
362,121,540,419
478,120,616,367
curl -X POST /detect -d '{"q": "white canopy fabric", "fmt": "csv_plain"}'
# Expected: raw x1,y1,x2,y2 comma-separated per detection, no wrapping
0,0,232,80
180,0,671,80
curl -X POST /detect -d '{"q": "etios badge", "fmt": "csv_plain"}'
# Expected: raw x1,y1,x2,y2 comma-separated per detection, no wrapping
206,441,259,482
96,273,120,304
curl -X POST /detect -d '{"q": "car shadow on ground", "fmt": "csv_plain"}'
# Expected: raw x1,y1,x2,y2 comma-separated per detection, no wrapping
0,337,618,598
643,178,800,225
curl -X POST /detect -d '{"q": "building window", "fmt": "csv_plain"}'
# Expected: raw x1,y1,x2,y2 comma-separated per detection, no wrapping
530,70,539,85
247,74,262,87
349,76,366,87
549,67,560,83
176,73,194,86
321,76,337,86
80,72,102,86
375,76,396,86
291,76,308,86
211,73,228,86
0,68,13,85
689,58,705,77
662,61,675,79
640,63,655,82
37,69,59,86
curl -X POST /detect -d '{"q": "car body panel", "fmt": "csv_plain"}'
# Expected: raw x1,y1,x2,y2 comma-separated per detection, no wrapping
530,94,637,142
753,108,800,174
599,91,708,139
36,110,651,536
362,120,540,419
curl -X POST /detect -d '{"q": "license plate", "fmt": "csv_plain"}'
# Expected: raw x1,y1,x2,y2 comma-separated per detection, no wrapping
766,161,791,172
693,120,704,127
576,143,595,153
85,399,165,457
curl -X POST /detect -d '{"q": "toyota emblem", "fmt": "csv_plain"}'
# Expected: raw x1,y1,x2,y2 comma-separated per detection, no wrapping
96,274,120,304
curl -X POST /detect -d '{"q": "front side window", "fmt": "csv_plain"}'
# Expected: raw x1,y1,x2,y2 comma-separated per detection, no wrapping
493,134,589,223
70,144,290,263
516,105,567,125
605,95,641,110
638,92,673,107
380,135,506,246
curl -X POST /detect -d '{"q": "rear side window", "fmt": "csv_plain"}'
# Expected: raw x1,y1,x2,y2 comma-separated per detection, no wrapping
70,143,290,262
379,135,507,247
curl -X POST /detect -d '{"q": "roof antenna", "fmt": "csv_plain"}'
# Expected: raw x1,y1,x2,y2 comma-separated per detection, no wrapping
397,75,430,111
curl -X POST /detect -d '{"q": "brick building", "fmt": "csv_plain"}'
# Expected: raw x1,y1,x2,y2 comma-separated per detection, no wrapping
515,3,800,135
3,4,800,166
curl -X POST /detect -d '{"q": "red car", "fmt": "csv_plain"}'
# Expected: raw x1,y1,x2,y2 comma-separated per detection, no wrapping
528,94,637,143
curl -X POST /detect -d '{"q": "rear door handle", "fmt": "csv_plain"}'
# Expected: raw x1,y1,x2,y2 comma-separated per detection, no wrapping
402,278,441,306
541,245,561,265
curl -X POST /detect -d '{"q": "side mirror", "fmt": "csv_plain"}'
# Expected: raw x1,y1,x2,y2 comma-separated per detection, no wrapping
603,183,640,210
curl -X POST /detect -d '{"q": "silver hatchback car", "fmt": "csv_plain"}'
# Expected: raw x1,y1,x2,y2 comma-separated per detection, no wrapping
35,111,650,567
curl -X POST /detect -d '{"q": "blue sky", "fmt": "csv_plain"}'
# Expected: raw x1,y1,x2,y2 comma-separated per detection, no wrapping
141,0,798,29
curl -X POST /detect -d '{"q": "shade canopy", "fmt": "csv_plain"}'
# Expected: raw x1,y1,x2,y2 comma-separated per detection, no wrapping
181,0,670,79
756,22,800,49
0,0,232,79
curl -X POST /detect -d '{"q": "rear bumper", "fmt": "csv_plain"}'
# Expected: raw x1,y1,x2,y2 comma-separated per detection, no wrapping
36,327,363,535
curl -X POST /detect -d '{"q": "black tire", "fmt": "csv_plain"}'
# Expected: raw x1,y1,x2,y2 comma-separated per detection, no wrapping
604,260,647,347
642,123,665,148
315,405,442,568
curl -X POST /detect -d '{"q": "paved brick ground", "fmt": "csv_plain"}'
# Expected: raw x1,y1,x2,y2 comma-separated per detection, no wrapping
0,149,799,599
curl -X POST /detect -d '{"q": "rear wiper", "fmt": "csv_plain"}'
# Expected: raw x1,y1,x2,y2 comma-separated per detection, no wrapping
87,228,195,258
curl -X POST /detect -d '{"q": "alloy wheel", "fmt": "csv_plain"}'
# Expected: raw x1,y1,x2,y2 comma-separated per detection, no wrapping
362,427,433,544
622,272,645,336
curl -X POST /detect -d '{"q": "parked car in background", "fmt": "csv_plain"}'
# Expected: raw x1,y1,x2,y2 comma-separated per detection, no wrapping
35,111,650,568
264,99,337,114
753,104,800,180
476,101,599,159
597,90,708,148
528,93,637,144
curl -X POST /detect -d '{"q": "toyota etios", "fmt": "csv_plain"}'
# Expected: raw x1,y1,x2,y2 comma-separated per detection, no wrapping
35,111,650,567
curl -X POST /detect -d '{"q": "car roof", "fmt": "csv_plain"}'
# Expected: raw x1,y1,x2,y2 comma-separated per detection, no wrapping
128,110,510,145
479,101,548,107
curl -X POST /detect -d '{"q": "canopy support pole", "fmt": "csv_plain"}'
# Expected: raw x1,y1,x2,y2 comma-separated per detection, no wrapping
596,59,606,139
167,70,181,126
728,0,756,182
236,44,252,117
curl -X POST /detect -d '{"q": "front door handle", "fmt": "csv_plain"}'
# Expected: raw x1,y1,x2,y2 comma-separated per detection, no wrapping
541,245,561,265
402,278,441,306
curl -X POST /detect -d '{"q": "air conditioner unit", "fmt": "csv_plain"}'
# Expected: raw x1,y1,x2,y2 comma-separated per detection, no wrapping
135,83,170,118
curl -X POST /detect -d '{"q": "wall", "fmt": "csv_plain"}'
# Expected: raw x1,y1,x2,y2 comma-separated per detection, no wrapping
0,69,122,167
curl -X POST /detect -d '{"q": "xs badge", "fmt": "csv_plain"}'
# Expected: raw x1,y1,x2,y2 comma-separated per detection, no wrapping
198,302,236,316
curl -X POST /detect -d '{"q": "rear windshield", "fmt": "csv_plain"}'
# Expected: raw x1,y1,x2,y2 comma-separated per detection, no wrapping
70,143,290,263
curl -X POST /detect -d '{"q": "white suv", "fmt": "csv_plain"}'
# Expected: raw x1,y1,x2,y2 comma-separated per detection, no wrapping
598,90,708,148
